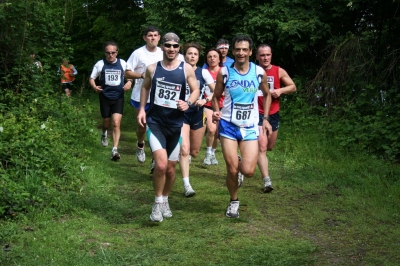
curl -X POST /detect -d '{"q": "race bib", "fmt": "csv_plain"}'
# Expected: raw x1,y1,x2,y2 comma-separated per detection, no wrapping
231,102,255,127
105,69,121,86
154,80,182,108
267,76,274,92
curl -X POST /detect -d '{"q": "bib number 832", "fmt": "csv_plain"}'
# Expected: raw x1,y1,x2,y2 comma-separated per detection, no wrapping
158,89,177,101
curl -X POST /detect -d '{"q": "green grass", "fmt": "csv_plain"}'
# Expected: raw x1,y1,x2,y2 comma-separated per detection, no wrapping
1,91,399,265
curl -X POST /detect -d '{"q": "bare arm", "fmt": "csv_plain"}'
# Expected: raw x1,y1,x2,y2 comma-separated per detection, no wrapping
271,68,296,98
89,78,102,93
137,64,154,127
125,69,143,80
211,71,224,123
260,75,273,137
176,63,200,111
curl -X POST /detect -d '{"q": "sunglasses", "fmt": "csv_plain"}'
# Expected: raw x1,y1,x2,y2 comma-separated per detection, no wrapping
163,43,180,48
105,51,117,55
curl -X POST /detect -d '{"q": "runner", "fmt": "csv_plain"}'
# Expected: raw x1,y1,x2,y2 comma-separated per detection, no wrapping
212,35,272,218
256,44,296,192
89,41,132,161
180,42,215,197
137,33,200,222
59,58,77,97
202,48,223,165
125,26,162,165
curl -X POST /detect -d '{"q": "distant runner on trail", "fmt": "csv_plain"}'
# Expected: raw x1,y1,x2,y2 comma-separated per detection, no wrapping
89,41,132,161
255,44,296,192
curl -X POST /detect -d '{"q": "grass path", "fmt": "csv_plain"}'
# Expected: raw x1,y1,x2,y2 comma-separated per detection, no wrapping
2,92,399,265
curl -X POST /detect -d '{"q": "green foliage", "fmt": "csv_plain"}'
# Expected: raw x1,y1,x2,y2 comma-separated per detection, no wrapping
0,89,96,219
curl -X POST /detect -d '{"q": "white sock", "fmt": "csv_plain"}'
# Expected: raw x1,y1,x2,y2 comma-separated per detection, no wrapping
263,177,272,185
112,147,117,151
155,196,163,203
102,130,107,136
183,177,190,186
211,148,216,155
162,195,168,202
206,147,212,154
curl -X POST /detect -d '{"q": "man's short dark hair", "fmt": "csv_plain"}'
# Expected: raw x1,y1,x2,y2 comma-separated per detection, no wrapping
183,42,203,55
216,38,229,46
256,44,272,54
143,26,160,36
232,35,253,50
103,41,119,51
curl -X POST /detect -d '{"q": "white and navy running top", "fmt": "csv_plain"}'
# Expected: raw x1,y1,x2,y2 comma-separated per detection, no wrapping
147,61,187,128
220,62,265,127
90,58,127,100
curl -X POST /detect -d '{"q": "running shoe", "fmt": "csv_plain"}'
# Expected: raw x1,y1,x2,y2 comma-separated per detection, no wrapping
210,154,218,165
136,142,145,163
162,201,172,218
150,202,163,222
111,148,120,161
238,155,243,187
184,185,196,197
263,177,274,193
226,200,240,218
150,159,155,174
101,135,108,147
203,153,212,165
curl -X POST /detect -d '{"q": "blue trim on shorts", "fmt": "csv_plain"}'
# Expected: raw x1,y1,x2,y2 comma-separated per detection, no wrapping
218,119,258,141
131,99,150,111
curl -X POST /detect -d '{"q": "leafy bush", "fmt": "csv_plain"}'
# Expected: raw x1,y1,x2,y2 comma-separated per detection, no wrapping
0,90,97,219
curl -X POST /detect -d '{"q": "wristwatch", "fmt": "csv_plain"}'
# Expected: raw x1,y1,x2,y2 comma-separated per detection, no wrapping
205,98,210,103
186,100,192,106
263,116,270,121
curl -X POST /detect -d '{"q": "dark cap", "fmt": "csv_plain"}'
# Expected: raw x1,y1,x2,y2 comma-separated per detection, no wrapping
161,32,180,44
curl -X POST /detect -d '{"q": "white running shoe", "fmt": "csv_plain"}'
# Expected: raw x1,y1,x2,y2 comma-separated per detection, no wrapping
162,201,172,218
150,202,163,222
203,153,212,165
111,148,120,161
101,135,108,147
150,159,155,174
238,155,243,187
210,154,218,165
263,177,274,193
184,185,196,197
226,200,240,218
136,142,145,163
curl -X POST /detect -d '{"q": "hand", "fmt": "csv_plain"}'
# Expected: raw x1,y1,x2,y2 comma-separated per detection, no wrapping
137,110,146,128
263,120,273,137
212,111,221,124
271,88,282,98
94,86,102,94
177,99,190,111
123,82,131,91
195,99,207,107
